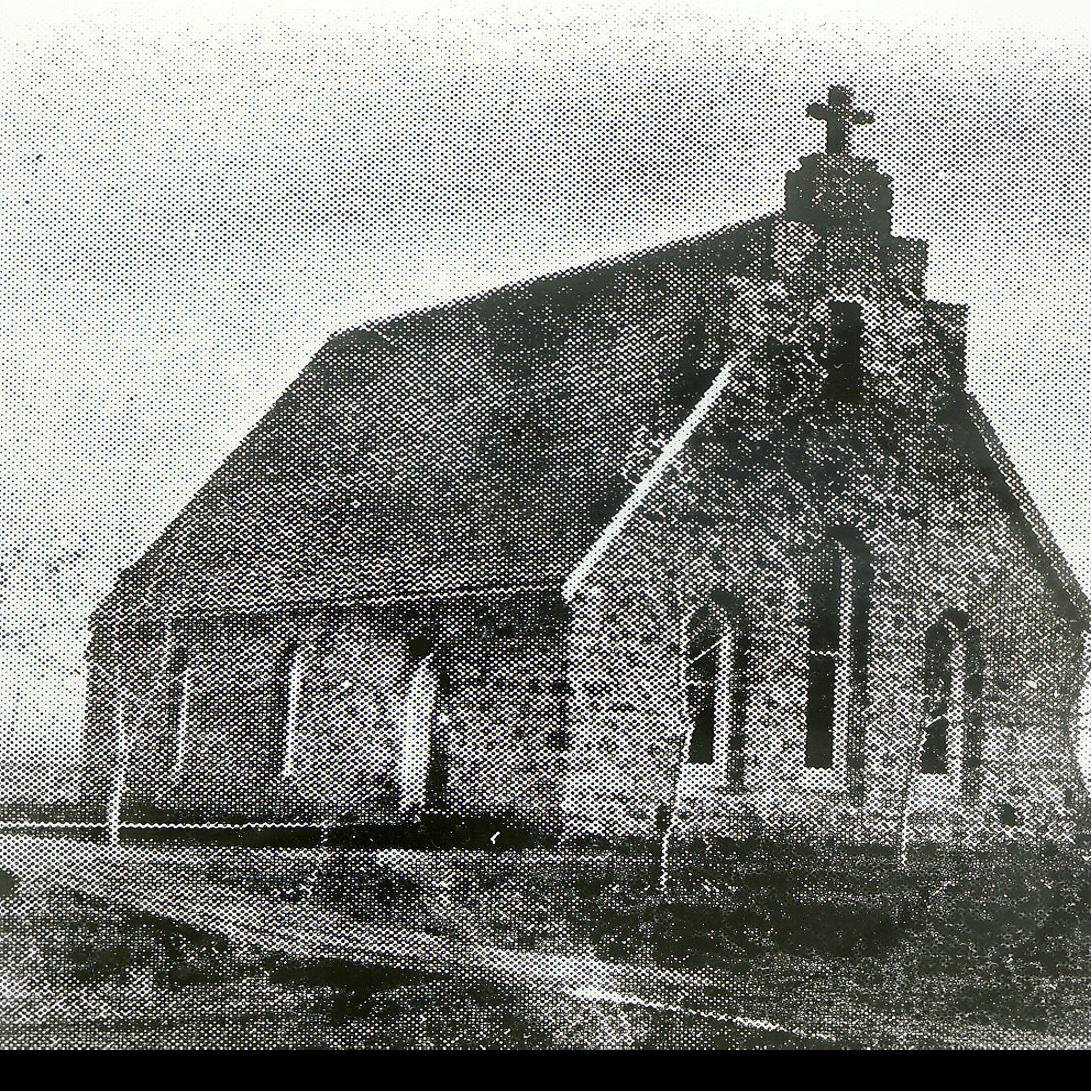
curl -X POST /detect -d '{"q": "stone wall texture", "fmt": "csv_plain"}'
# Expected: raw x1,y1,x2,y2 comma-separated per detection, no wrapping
85,594,570,829
561,218,1086,847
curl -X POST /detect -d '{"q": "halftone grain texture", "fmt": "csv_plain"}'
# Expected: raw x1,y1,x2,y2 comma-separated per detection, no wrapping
2,5,1091,1051
82,81,1086,849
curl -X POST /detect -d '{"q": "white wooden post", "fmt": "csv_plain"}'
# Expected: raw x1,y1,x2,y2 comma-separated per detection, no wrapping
106,691,127,847
658,587,693,897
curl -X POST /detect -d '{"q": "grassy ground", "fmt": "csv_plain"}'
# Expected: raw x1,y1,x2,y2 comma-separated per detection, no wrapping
0,875,817,1048
4,838,1091,1047
199,837,1091,1038
0,881,323,1048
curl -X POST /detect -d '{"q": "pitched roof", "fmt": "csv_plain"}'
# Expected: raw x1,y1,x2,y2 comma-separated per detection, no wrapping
958,394,1089,623
97,221,765,622
94,213,1089,630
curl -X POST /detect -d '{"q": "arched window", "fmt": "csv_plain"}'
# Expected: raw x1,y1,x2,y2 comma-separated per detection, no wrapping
920,611,984,794
398,638,449,813
271,641,303,777
921,623,954,774
684,603,747,785
805,531,872,772
165,644,190,775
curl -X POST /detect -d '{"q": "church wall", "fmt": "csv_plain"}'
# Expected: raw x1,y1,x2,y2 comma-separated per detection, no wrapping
82,204,1086,848
81,624,168,815
562,434,1085,847
84,592,569,828
432,601,569,828
559,229,1085,846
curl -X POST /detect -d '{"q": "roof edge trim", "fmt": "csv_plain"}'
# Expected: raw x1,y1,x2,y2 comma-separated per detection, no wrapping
962,392,1090,626
563,357,740,602
91,580,565,628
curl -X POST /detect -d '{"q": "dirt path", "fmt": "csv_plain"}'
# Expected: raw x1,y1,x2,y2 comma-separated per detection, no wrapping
1,834,1084,1049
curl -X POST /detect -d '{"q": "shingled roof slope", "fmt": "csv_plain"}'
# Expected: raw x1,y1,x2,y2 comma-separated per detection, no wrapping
97,223,760,621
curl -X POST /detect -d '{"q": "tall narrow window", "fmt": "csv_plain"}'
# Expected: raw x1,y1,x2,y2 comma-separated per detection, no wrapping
805,531,872,773
398,641,446,813
684,604,747,783
919,611,983,790
271,641,303,777
685,609,721,765
165,645,190,775
805,542,842,768
921,622,954,774
824,301,864,402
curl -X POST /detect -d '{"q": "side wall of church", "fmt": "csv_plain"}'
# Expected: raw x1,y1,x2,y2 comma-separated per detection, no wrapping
83,215,1086,849
83,593,569,828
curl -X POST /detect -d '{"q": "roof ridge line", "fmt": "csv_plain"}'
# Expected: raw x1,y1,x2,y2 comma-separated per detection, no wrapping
333,213,782,343
962,392,1090,624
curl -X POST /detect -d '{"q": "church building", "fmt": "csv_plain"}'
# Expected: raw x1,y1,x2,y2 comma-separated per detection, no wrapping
84,88,1089,846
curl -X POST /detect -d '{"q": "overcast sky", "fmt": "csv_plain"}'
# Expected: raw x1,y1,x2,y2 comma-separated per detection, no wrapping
1,0,1089,758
